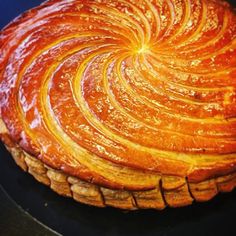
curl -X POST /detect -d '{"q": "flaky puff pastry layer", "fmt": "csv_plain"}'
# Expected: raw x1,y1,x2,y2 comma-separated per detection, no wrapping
0,0,236,209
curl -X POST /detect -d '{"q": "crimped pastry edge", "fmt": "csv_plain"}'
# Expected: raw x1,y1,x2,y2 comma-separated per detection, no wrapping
0,114,235,209
3,143,236,210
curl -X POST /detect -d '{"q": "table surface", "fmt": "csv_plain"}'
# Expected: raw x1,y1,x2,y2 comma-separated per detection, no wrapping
0,1,236,236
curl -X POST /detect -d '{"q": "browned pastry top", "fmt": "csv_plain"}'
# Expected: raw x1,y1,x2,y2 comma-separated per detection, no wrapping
0,0,236,191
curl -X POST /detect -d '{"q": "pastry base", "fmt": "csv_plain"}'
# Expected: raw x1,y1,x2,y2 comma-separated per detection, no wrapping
5,145,236,210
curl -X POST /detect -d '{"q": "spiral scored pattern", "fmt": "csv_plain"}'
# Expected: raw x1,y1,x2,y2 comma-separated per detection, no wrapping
0,0,236,198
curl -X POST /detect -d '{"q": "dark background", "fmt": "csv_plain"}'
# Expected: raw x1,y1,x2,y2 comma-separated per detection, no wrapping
0,1,236,236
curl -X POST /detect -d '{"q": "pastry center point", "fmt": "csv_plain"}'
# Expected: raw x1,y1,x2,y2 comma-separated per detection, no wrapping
136,44,149,54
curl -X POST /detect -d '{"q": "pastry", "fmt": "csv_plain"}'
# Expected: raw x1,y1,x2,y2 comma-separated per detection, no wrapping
0,0,236,210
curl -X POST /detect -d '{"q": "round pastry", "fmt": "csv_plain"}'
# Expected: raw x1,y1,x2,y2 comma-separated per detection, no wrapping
0,0,236,210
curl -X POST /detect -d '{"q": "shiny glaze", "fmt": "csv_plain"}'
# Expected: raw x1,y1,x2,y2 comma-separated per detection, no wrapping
0,0,236,189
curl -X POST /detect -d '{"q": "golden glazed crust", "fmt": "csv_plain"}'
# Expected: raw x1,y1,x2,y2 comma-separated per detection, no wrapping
0,0,236,209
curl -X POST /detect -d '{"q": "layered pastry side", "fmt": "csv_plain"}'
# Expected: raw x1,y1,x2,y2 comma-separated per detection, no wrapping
0,0,236,210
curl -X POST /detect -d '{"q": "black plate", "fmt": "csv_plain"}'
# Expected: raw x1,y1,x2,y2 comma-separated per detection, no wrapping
0,1,236,236
0,142,236,236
